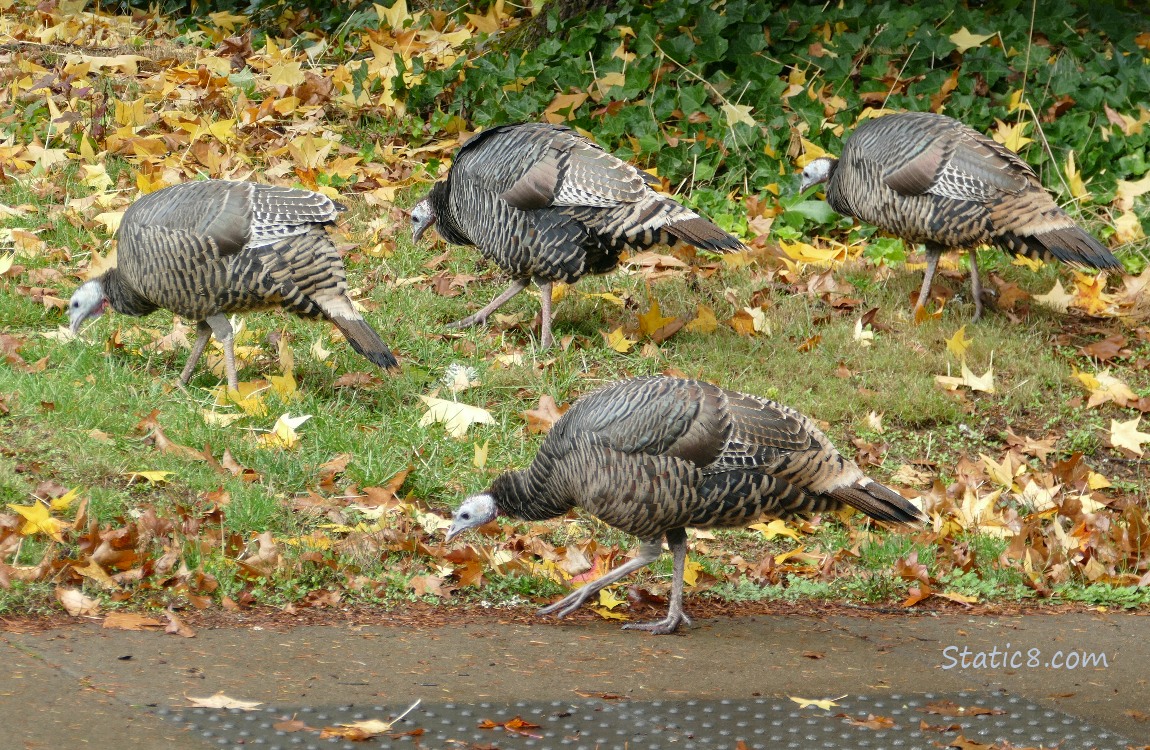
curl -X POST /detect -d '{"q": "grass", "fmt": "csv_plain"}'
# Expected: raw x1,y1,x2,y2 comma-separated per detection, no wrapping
2,161,1148,616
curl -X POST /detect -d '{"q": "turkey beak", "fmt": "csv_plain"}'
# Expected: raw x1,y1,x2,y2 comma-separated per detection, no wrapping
412,218,432,244
444,523,463,543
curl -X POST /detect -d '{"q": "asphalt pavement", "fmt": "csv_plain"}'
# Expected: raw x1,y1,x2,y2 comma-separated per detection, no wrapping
2,610,1147,749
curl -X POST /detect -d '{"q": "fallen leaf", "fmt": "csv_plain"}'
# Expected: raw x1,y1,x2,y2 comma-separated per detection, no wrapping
790,696,843,710
521,394,568,434
9,502,66,541
1110,416,1150,455
949,27,995,52
258,413,311,449
749,519,802,540
56,587,100,617
418,395,495,438
103,612,165,631
945,326,971,358
186,693,264,711
604,327,637,352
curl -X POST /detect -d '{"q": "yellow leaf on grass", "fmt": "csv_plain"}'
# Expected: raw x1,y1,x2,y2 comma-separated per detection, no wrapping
774,546,806,565
473,439,489,469
123,470,174,484
374,0,409,29
638,298,678,338
597,588,626,610
1114,211,1145,243
853,316,874,348
949,27,995,53
1064,150,1090,201
201,410,245,427
682,558,703,587
945,325,971,358
259,414,311,449
310,338,332,361
684,304,718,334
1076,369,1137,408
1087,471,1112,490
935,358,995,393
1114,173,1150,211
580,290,625,306
604,327,636,353
1033,279,1073,312
0,253,13,275
418,396,495,438
1110,416,1150,456
8,502,65,542
749,518,802,541
1011,254,1044,272
267,61,306,87
49,487,80,512
215,381,269,417
269,372,297,400
721,102,755,128
790,696,843,710
992,119,1033,152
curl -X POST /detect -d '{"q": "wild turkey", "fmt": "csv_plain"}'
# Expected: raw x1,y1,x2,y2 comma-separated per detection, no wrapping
68,180,398,390
446,376,926,634
799,111,1122,320
410,122,745,347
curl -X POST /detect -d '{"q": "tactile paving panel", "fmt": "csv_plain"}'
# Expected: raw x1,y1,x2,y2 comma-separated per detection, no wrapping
156,692,1134,750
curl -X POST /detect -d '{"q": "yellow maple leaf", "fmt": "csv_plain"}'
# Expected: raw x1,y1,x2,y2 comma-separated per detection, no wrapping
269,372,297,400
267,61,306,87
1011,254,1044,272
980,452,1020,491
1063,150,1090,201
1033,280,1073,312
1114,173,1150,211
638,298,677,338
684,304,718,334
49,488,80,513
375,0,409,29
597,588,626,609
418,396,495,438
123,470,174,484
682,557,704,587
593,606,630,621
1077,369,1137,408
949,27,995,53
8,502,66,542
1110,417,1150,455
1114,211,1145,243
257,414,311,449
992,119,1033,152
473,439,489,469
604,327,636,353
215,382,269,417
721,102,755,129
945,325,971,358
749,518,802,540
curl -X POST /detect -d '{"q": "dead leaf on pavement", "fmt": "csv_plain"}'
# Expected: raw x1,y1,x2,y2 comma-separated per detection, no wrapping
56,587,100,617
186,693,264,711
103,612,165,630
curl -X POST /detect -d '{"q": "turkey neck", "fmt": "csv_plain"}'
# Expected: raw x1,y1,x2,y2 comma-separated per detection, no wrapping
100,269,158,317
488,458,575,522
819,159,851,215
427,182,472,246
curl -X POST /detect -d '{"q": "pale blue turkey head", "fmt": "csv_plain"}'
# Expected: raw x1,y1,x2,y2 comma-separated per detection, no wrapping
68,279,109,333
410,197,436,243
445,493,498,542
799,157,837,192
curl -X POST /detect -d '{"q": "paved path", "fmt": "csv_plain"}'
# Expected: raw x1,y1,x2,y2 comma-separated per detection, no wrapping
3,611,1147,748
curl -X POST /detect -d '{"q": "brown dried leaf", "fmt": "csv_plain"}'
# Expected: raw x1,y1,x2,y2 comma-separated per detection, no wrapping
522,395,569,434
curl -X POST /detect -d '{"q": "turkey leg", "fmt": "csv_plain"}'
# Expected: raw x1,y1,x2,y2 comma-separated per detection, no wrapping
968,248,984,322
913,244,943,320
538,539,664,620
623,528,693,634
538,280,554,348
179,321,214,387
447,277,530,330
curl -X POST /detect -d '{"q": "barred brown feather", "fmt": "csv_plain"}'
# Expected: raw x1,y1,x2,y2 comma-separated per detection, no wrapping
804,112,1121,320
72,180,397,389
453,376,925,633
412,123,745,347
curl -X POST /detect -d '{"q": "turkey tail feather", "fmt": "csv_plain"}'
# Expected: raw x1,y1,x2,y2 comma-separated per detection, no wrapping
329,316,399,370
665,215,745,253
1001,227,1122,270
829,480,926,526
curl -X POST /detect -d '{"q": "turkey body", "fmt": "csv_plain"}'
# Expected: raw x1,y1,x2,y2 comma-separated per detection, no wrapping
67,180,397,389
446,376,926,634
800,112,1122,320
411,123,744,347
